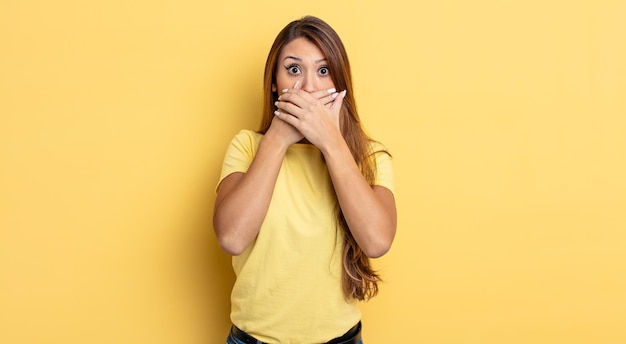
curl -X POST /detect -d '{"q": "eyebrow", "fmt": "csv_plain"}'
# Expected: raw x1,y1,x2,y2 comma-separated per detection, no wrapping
284,55,327,63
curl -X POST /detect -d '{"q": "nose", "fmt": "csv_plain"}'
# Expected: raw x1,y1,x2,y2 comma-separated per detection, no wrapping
300,73,317,93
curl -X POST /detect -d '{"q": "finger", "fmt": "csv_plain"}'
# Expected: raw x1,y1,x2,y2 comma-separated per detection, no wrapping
277,91,311,108
329,90,347,110
278,80,306,102
274,110,298,125
319,92,340,107
310,87,337,100
275,100,304,118
309,87,338,107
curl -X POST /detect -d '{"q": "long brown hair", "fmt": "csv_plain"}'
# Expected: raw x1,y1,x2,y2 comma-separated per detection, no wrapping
259,16,385,301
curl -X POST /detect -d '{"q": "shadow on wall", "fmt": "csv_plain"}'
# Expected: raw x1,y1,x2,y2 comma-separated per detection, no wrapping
180,162,235,338
181,59,260,339
205,234,235,336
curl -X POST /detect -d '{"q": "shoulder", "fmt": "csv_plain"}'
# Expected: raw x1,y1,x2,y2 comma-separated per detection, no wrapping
228,129,264,151
233,129,263,144
367,140,394,193
367,140,391,157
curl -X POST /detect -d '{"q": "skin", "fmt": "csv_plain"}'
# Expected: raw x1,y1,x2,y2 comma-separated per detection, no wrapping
214,38,397,257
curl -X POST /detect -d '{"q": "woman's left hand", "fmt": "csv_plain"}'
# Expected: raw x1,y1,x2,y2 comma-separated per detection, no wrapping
274,87,347,150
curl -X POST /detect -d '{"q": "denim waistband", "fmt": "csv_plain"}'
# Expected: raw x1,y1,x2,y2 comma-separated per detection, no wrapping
229,321,362,344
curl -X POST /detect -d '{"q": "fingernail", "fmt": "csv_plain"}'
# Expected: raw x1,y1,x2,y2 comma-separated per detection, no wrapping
274,110,280,116
281,88,288,93
327,88,336,93
293,81,300,89
274,101,279,106
341,90,347,97
331,92,339,99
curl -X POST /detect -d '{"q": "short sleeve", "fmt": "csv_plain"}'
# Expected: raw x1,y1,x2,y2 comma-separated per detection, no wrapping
371,143,394,195
216,130,262,191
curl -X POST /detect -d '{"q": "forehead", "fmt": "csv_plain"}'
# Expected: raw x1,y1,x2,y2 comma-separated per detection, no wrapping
279,37,326,61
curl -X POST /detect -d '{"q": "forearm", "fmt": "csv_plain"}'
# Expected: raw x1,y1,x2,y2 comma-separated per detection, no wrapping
213,135,288,255
320,138,397,258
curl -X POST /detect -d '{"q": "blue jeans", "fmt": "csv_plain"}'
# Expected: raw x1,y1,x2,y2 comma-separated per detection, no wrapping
226,331,263,344
225,329,364,344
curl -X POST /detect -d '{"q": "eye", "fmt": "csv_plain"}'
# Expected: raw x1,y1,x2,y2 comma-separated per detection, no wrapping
285,64,301,75
319,66,330,76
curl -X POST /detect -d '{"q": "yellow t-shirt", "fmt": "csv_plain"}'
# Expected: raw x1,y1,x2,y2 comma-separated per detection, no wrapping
217,129,394,343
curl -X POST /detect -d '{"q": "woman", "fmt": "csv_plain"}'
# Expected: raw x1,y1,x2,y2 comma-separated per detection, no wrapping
214,16,397,344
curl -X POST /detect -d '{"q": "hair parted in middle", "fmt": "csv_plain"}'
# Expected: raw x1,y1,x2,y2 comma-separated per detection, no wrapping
259,15,388,301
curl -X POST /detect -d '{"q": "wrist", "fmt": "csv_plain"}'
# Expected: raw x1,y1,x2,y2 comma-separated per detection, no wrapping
317,131,349,156
261,130,291,154
318,132,348,158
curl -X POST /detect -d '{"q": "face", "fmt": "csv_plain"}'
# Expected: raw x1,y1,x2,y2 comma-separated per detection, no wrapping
273,37,336,94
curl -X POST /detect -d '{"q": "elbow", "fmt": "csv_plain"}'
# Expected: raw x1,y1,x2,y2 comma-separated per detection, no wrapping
361,223,396,258
361,231,395,258
213,218,248,256
217,235,247,256
363,240,393,258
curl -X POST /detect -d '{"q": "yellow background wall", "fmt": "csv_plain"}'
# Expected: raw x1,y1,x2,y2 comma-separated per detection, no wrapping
1,0,624,343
